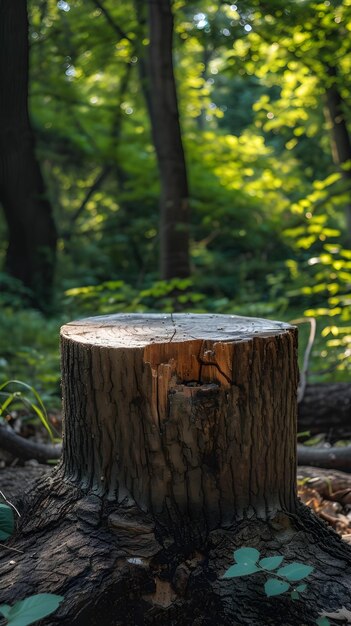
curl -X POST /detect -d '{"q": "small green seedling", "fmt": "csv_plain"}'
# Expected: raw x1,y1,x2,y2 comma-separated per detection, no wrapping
223,547,313,600
222,547,330,625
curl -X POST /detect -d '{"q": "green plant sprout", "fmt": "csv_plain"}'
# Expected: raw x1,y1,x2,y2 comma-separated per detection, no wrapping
222,547,330,626
0,380,56,442
0,594,64,626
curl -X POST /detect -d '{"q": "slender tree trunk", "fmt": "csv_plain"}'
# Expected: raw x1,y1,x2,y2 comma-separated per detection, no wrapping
325,65,351,237
147,0,190,279
0,0,57,308
1,314,351,625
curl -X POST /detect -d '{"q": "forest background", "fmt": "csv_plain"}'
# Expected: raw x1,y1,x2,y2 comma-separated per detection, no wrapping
1,0,351,412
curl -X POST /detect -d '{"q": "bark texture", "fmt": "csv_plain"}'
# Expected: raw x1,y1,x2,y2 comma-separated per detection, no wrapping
1,382,350,468
0,0,57,307
147,0,190,279
60,314,298,531
0,314,351,626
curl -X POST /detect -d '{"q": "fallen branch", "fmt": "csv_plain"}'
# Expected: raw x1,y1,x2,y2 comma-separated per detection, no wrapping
298,382,351,435
0,425,61,463
297,444,351,473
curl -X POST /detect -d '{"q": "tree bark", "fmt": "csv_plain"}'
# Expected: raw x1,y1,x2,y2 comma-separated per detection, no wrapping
60,314,298,524
325,65,351,238
0,314,351,625
147,0,190,280
2,382,350,468
0,0,57,308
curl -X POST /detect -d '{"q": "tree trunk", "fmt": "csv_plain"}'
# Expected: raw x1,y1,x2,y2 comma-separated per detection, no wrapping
1,314,351,625
0,0,57,308
147,0,190,280
325,65,351,238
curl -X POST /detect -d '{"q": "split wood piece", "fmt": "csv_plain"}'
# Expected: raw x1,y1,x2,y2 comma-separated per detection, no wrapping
60,313,298,530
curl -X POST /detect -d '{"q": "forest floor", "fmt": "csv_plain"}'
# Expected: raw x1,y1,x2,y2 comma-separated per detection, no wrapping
297,466,351,542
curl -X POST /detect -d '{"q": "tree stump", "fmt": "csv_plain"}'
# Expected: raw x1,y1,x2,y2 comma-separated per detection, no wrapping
1,314,351,626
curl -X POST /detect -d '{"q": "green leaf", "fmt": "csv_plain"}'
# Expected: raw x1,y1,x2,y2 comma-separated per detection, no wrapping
0,604,11,618
277,563,314,581
0,504,14,539
290,590,299,600
4,594,63,626
223,562,259,578
259,556,284,571
0,381,53,442
316,619,331,626
296,583,307,592
234,547,260,564
264,578,290,597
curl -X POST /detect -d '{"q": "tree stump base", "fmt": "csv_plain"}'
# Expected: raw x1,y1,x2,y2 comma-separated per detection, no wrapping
1,314,351,625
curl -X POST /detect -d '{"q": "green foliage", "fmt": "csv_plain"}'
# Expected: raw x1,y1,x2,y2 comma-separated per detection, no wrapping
0,381,56,442
222,547,260,578
0,0,350,390
0,504,14,541
264,578,290,597
223,546,314,601
258,556,284,571
276,563,314,582
0,594,64,626
0,308,62,404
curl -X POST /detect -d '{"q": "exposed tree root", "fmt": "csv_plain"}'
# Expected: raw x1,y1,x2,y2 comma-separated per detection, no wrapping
0,470,351,626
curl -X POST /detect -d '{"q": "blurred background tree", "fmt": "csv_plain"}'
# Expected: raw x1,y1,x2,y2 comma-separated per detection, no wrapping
0,0,350,401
